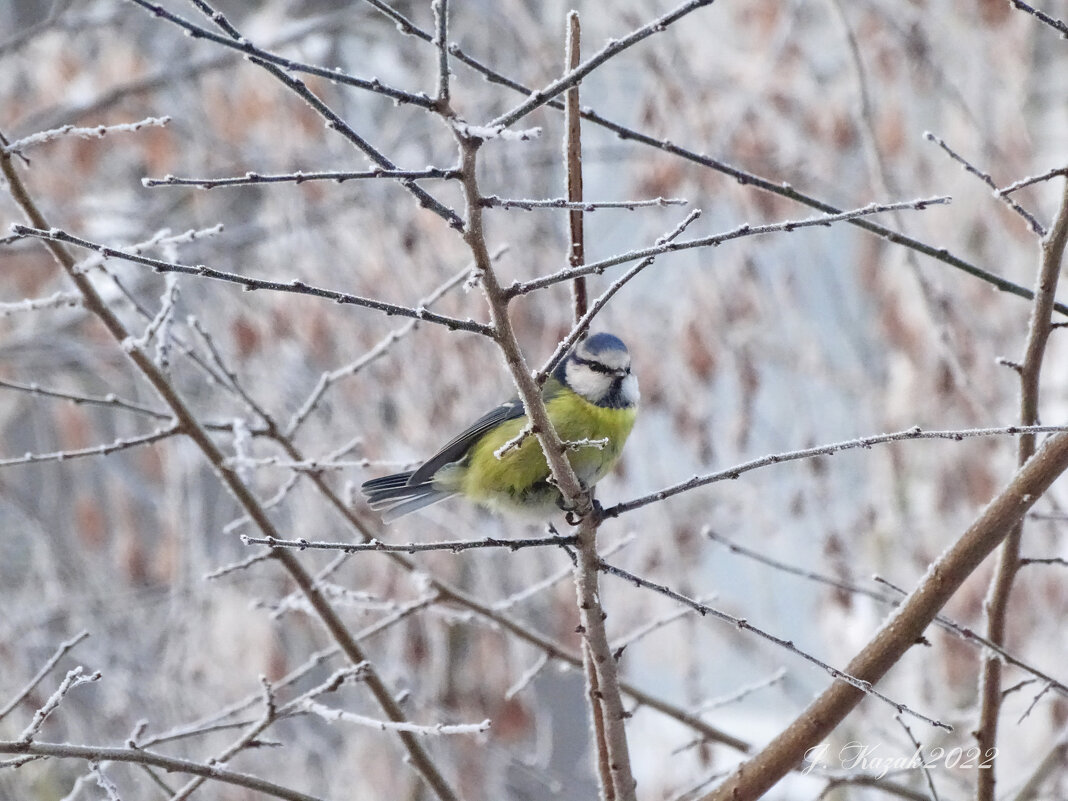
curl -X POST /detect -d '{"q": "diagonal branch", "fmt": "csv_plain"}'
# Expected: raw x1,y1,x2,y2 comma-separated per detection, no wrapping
0,740,321,801
127,0,464,230
506,197,951,297
10,225,491,335
607,423,1068,517
701,432,1068,797
352,2,1062,314
490,0,715,129
455,130,637,801
1,133,462,801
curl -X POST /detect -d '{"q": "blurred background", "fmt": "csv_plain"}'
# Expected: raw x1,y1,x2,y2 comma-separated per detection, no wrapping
3,1,1068,798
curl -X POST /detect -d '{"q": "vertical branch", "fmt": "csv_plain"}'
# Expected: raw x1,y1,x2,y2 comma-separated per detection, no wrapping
584,655,613,801
455,133,636,801
574,514,636,801
976,176,1068,801
562,11,612,797
432,0,450,106
564,11,587,324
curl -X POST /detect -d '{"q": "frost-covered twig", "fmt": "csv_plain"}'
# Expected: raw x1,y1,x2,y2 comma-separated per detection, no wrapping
240,533,579,554
11,225,491,335
481,195,688,211
508,196,950,296
285,264,475,436
0,632,90,723
490,0,715,129
303,700,489,735
608,424,1068,517
596,560,950,730
538,208,702,380
0,424,182,468
18,668,102,743
925,131,1045,236
0,290,81,315
2,117,170,154
143,167,459,188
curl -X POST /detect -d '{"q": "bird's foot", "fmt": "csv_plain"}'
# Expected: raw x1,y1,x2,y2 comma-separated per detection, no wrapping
561,495,603,526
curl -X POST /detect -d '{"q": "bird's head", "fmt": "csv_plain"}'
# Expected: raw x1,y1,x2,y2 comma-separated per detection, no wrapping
556,332,639,409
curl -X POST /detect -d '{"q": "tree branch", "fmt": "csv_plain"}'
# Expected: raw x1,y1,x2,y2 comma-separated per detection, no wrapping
976,175,1068,801
701,429,1068,800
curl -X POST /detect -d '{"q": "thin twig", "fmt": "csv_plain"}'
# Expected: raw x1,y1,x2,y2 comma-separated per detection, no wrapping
0,741,322,801
1016,681,1054,725
538,209,702,381
1007,0,1068,36
1,117,171,155
0,632,90,723
490,0,715,129
0,290,82,314
507,196,951,297
1019,556,1068,567
925,131,1045,236
11,225,491,335
18,668,102,743
564,12,587,326
353,2,1061,314
143,167,460,188
699,669,786,711
0,424,182,468
481,196,687,211
597,560,950,730
432,0,450,104
225,456,414,472
303,700,489,735
240,534,580,554
89,763,122,801
892,715,941,801
610,605,702,653
607,423,1068,517
872,576,1068,698
999,167,1068,197
0,378,169,420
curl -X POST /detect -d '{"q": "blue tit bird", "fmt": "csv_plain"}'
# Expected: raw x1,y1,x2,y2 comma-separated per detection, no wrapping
362,332,638,522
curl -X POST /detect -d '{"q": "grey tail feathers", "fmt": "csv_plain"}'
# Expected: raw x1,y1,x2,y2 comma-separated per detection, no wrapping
361,470,454,522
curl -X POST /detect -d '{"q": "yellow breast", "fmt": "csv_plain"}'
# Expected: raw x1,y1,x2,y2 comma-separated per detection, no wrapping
456,391,637,515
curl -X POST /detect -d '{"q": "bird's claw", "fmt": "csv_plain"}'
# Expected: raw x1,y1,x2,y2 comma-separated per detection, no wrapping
561,496,603,526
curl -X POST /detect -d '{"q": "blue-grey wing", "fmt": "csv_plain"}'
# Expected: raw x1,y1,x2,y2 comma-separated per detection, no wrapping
408,398,526,485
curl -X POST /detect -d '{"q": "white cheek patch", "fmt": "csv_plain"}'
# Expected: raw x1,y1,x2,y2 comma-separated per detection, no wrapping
565,362,613,402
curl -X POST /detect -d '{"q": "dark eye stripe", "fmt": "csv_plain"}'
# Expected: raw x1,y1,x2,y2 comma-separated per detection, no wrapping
572,354,626,374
